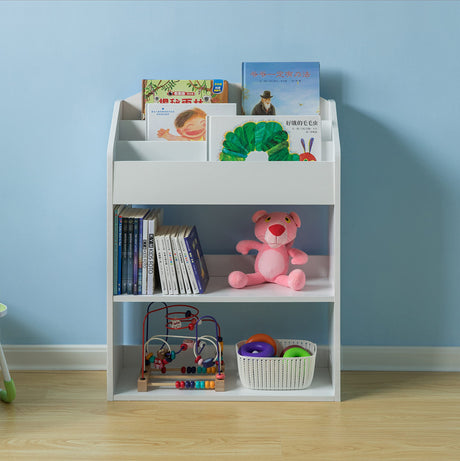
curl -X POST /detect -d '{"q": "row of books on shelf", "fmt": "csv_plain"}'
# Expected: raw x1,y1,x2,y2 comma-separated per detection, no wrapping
113,206,209,296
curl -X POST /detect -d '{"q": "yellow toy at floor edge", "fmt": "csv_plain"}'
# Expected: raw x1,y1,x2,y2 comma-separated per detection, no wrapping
0,303,16,403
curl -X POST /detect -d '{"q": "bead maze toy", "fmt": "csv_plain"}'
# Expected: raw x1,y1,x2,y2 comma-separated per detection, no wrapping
0,303,16,403
138,303,225,392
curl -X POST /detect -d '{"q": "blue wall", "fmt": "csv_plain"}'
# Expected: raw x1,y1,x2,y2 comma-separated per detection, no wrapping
1,1,459,347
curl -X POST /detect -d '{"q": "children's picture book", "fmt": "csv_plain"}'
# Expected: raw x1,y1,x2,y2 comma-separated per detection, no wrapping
117,207,151,295
242,62,320,116
143,208,163,295
142,79,229,116
183,225,209,294
153,224,208,295
208,115,322,162
113,205,126,295
145,103,236,141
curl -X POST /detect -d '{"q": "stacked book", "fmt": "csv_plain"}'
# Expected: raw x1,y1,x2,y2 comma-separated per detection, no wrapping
113,206,209,295
154,225,209,295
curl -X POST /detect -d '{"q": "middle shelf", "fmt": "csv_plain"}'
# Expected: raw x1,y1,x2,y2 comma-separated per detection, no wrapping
113,254,334,303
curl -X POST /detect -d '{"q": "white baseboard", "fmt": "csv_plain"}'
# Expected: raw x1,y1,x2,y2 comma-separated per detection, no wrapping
342,346,460,372
4,345,107,371
3,345,460,372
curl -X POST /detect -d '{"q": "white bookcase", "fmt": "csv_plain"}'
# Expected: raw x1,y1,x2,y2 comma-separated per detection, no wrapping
107,88,341,401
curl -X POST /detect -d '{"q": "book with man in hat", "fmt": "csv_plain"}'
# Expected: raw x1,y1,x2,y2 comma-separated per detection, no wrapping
241,62,320,116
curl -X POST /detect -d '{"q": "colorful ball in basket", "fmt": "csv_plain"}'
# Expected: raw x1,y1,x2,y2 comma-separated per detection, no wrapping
246,333,277,356
238,341,275,358
280,345,311,358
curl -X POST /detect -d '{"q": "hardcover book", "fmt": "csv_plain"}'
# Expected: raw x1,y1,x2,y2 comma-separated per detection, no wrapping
142,79,229,116
117,207,150,294
143,208,162,295
183,225,209,294
208,115,322,162
242,62,320,116
145,103,236,141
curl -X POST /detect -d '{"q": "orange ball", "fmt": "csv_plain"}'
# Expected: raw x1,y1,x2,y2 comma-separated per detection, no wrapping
246,334,277,356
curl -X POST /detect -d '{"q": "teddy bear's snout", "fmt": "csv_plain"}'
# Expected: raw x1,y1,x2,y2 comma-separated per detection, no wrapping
269,224,285,236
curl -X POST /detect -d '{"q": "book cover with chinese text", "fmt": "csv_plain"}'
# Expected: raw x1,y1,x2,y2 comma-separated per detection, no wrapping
242,62,320,116
142,79,229,116
208,115,321,162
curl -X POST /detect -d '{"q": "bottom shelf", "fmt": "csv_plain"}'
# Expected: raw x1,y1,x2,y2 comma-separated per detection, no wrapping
110,345,337,401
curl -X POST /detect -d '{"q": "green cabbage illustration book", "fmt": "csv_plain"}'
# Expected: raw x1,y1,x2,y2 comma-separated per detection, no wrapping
208,116,321,162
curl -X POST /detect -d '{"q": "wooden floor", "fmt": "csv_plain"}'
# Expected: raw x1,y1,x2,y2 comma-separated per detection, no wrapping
0,371,459,460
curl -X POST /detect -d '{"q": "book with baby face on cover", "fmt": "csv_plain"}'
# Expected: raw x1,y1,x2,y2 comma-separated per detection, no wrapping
145,103,236,141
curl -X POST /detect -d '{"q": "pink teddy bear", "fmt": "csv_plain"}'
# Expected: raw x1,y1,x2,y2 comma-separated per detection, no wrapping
228,210,308,291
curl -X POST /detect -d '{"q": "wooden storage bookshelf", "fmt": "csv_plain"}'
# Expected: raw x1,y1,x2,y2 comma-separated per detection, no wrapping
107,89,341,401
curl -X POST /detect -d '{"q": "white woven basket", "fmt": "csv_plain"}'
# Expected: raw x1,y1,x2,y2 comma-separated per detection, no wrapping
236,339,317,390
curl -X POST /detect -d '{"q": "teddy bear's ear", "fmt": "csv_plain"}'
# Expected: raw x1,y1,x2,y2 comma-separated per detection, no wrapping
290,212,301,227
252,210,268,223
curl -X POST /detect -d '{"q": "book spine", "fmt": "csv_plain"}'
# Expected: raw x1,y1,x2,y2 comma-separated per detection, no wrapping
184,235,203,294
117,212,123,295
178,242,192,294
155,234,167,295
165,233,179,295
177,227,192,294
142,217,148,295
147,219,156,296
113,207,119,296
133,218,139,295
126,218,134,295
137,218,143,295
121,218,128,294
180,232,199,294
161,234,173,295
171,234,185,294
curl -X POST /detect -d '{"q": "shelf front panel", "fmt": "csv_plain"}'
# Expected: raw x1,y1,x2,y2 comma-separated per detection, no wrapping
113,161,335,205
113,255,334,303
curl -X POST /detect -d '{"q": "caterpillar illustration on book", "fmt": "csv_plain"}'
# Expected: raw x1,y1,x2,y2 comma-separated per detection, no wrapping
157,107,207,141
218,120,317,161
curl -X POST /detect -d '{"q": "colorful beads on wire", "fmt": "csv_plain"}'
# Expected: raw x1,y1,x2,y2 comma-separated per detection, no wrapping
174,380,215,389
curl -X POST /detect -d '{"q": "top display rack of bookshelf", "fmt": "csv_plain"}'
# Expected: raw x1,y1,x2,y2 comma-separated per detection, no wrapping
107,89,340,206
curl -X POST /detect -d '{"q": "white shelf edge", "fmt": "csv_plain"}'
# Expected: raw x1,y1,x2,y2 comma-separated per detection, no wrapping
112,366,335,402
113,255,334,303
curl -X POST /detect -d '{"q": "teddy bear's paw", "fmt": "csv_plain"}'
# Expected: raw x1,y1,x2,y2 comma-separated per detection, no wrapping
228,271,248,289
288,269,306,291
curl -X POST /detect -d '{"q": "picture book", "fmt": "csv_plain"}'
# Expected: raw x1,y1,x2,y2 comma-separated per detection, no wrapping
143,208,162,295
113,205,126,295
183,225,209,294
152,224,208,295
208,115,322,162
154,226,170,295
117,207,151,295
242,62,320,116
145,103,236,141
179,226,199,294
142,79,229,116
